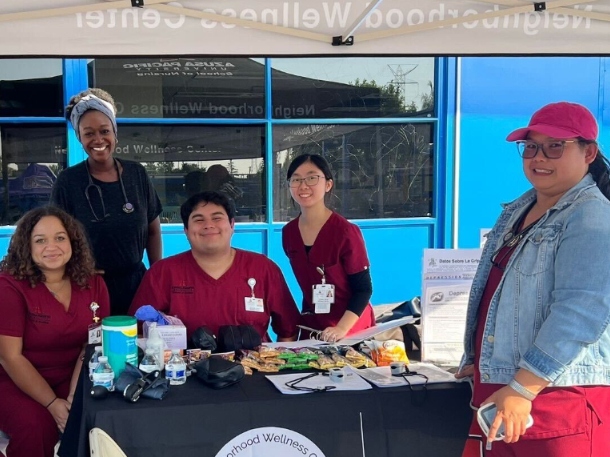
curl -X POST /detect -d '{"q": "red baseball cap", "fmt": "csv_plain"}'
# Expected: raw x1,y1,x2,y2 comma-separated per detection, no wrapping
506,102,598,142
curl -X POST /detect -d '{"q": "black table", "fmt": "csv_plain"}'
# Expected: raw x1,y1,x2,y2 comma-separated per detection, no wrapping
59,357,472,457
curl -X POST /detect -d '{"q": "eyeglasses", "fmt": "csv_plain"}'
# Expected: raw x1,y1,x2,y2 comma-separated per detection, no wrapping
516,140,578,159
288,175,323,188
284,372,336,393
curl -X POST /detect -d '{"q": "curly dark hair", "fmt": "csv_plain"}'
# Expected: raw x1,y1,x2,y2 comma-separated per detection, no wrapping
0,206,97,288
65,87,117,120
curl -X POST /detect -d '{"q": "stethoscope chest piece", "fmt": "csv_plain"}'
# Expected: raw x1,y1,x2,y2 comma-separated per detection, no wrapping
123,202,134,213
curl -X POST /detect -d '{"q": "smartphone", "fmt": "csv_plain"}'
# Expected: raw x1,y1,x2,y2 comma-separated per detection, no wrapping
477,403,534,440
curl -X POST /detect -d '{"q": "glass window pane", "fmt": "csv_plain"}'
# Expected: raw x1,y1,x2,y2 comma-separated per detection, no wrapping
90,58,265,119
114,125,265,222
272,58,435,119
273,124,433,221
0,59,64,117
0,125,66,225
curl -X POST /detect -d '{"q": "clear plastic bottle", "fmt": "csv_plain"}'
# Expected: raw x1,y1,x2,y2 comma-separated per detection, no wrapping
88,346,103,381
139,348,161,373
92,355,115,391
146,323,165,370
165,350,186,385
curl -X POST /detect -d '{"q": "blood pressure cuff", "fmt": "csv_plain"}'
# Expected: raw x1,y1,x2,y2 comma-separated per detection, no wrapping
114,363,170,400
193,356,245,389
217,325,262,353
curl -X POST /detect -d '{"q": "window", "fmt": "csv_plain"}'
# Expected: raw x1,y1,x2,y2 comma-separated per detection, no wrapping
0,59,64,117
273,123,433,221
114,125,265,222
90,57,265,119
271,57,435,119
0,125,66,225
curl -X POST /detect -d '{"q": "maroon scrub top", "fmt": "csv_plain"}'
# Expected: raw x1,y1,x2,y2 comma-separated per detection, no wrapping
282,212,375,335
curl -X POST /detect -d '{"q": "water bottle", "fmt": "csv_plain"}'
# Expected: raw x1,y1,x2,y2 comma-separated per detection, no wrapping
139,348,161,373
146,323,166,370
92,356,115,391
88,346,103,381
165,350,186,385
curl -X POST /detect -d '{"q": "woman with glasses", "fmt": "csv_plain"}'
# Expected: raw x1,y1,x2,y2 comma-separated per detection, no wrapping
50,88,162,316
456,102,610,457
282,154,375,342
0,207,109,457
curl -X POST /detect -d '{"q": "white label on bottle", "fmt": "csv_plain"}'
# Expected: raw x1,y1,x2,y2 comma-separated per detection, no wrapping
92,372,114,390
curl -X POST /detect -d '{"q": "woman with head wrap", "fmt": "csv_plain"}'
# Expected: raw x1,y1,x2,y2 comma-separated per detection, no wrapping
51,88,162,316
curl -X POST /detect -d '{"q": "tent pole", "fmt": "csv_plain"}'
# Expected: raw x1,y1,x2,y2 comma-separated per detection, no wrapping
477,0,610,22
0,0,177,23
334,0,385,45
357,0,598,42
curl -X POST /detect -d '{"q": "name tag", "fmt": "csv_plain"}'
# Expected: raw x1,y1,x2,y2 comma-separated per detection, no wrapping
244,297,265,313
313,284,335,314
88,324,102,344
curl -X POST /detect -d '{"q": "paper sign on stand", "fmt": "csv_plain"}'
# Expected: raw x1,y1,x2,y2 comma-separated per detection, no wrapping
421,249,482,365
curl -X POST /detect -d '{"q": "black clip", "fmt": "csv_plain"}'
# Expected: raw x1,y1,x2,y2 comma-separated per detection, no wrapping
534,2,546,12
131,0,144,7
332,36,354,46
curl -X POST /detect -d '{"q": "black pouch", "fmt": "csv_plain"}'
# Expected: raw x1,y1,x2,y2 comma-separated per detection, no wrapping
191,326,218,352
114,363,170,400
217,325,262,352
193,356,245,389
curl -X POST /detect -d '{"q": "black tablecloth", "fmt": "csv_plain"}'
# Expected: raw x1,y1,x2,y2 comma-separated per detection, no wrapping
58,354,472,457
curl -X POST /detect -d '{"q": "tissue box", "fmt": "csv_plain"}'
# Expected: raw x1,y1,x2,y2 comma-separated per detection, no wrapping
143,320,187,350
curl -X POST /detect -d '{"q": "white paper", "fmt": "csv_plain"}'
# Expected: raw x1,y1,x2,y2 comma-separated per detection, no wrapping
266,371,373,395
347,363,458,388
421,249,482,365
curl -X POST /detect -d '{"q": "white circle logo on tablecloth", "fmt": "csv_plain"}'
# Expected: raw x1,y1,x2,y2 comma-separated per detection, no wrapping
215,427,326,457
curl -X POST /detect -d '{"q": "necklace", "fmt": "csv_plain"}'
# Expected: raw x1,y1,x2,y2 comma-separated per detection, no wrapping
45,279,68,298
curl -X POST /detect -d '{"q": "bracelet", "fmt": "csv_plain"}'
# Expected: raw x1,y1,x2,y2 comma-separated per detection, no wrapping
45,397,58,409
508,379,537,401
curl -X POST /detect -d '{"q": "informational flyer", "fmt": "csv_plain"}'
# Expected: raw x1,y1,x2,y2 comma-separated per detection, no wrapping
421,249,482,365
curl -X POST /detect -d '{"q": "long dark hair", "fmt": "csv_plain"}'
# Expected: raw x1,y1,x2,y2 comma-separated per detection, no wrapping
582,139,610,200
0,206,96,287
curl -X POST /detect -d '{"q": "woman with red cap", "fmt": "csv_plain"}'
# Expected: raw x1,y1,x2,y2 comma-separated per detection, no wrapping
456,102,610,456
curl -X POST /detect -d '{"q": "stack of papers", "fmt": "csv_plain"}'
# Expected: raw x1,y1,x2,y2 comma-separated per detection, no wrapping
346,363,457,388
266,372,373,395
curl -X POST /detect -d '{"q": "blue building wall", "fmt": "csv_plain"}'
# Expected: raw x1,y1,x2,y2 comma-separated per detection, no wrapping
457,57,608,248
1,57,608,305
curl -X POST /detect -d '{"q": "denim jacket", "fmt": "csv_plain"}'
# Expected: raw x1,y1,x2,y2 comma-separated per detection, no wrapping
460,174,610,386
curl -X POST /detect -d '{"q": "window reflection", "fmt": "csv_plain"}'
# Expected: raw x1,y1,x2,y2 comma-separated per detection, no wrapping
0,59,64,117
273,124,433,221
272,57,435,119
114,125,265,222
89,58,265,119
0,125,66,225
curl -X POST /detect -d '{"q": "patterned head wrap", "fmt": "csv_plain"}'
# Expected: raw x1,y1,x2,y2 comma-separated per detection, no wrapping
69,94,117,141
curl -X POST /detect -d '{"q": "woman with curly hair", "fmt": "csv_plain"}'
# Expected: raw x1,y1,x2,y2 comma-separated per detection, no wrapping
0,206,109,457
51,87,162,316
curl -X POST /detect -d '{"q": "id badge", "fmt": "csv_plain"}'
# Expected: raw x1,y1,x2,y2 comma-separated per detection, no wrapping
312,284,335,314
88,323,102,344
244,297,265,313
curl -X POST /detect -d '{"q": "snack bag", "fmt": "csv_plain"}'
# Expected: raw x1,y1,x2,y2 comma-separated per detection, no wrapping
365,339,409,366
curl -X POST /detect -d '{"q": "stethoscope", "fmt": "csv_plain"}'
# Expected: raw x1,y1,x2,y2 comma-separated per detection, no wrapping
85,157,134,222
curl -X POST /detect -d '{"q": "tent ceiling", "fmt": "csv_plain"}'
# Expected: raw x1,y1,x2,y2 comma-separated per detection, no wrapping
0,0,609,56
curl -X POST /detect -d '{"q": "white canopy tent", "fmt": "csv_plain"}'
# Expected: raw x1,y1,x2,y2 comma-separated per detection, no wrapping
0,0,609,56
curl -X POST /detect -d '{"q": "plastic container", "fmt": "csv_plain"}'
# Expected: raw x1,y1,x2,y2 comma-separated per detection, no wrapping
166,350,186,385
139,348,161,373
88,346,103,381
102,316,138,379
146,322,166,370
92,356,115,391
